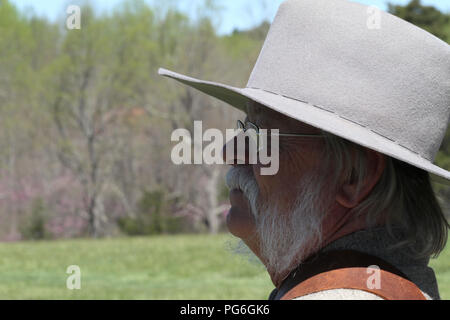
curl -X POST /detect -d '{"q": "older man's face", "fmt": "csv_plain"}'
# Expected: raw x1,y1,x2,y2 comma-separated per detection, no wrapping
223,101,328,259
223,101,388,284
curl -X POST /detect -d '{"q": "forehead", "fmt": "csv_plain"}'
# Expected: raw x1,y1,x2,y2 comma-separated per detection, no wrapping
246,100,320,133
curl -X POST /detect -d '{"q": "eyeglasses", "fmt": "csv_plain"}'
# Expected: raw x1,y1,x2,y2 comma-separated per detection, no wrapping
236,119,323,152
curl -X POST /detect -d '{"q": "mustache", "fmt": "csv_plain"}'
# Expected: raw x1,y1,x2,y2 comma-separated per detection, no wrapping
225,166,260,215
225,166,256,191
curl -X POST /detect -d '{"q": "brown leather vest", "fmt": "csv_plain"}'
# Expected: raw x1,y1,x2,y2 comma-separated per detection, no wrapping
269,250,426,300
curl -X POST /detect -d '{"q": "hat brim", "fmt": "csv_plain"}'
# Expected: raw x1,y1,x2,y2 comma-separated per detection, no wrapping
158,68,450,185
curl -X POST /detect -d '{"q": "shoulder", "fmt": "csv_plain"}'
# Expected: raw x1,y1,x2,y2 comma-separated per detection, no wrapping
292,289,383,300
291,289,433,300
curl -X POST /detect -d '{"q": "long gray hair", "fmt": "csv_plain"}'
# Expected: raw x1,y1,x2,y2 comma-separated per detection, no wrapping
322,132,449,258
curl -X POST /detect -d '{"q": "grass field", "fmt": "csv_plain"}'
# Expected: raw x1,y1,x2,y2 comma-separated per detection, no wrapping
0,233,448,299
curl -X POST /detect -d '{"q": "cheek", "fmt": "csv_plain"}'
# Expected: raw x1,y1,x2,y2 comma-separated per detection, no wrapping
252,162,302,206
252,148,317,208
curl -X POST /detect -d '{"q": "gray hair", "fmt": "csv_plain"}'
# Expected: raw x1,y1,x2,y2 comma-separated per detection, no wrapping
322,132,449,258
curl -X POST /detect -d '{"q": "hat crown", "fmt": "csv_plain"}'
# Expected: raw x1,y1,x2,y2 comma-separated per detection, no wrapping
247,0,450,161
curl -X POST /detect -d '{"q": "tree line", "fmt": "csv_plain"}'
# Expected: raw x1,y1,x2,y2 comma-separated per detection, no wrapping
0,0,448,240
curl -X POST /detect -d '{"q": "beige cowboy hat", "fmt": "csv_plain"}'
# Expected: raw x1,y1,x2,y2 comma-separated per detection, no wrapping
158,0,450,184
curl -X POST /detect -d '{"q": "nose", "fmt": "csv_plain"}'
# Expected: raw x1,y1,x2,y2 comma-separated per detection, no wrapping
222,131,258,166
222,134,241,165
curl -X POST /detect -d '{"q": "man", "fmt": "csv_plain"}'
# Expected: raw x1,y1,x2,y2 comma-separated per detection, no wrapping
159,0,450,299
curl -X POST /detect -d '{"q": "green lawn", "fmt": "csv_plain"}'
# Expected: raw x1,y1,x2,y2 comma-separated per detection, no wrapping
0,233,448,299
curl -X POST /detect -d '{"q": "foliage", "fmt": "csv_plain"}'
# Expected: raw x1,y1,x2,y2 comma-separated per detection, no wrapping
19,198,51,240
388,0,450,42
0,0,448,239
117,189,182,235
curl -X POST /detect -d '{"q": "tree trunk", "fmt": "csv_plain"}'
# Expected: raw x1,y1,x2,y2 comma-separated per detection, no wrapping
205,166,221,234
87,195,98,238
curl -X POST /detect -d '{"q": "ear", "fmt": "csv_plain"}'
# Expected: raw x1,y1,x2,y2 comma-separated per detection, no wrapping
336,149,386,209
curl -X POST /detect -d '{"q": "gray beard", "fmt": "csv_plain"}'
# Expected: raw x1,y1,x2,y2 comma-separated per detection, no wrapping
226,166,330,278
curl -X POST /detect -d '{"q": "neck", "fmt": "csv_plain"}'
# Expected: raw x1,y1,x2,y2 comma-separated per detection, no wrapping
269,205,373,288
